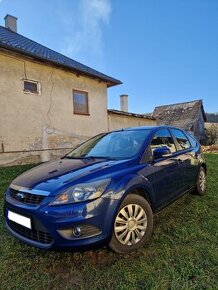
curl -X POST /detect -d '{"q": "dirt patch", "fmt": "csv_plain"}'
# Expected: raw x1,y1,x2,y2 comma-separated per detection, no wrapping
202,145,218,153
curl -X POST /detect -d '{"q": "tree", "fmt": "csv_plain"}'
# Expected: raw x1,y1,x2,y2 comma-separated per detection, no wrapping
205,113,218,123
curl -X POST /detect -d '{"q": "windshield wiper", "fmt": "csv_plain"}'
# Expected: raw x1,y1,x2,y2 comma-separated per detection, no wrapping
80,156,118,160
61,155,118,160
61,156,82,159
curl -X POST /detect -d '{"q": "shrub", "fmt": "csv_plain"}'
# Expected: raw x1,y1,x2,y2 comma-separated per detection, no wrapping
205,124,218,145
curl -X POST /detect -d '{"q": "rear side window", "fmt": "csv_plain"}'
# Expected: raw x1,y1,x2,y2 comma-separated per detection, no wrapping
150,129,176,153
171,129,191,150
187,133,198,148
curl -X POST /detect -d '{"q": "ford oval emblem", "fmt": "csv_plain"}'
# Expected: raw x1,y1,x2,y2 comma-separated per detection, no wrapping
16,192,25,200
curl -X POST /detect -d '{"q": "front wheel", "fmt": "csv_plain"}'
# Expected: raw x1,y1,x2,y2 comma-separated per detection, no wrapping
109,194,153,254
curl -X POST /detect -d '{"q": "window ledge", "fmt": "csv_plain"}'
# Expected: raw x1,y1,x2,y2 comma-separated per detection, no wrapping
23,90,40,95
73,112,90,116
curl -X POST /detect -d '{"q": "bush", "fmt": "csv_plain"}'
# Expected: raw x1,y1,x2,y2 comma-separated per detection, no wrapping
205,124,218,145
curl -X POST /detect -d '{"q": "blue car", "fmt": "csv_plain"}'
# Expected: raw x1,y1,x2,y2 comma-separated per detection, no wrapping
4,126,206,253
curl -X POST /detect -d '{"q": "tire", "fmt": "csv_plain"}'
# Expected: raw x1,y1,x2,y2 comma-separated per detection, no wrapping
194,167,206,196
109,194,153,254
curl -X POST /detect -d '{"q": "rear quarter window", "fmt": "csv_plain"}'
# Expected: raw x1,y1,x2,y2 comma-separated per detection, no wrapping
186,133,198,148
171,129,191,151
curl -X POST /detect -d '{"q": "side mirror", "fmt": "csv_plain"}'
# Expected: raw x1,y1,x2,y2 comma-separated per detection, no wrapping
153,146,172,159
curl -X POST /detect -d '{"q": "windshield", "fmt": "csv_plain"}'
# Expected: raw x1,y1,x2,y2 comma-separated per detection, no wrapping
66,129,151,160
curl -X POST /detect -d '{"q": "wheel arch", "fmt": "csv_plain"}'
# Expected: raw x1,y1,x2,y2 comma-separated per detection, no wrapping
124,186,153,210
108,173,155,211
201,162,207,174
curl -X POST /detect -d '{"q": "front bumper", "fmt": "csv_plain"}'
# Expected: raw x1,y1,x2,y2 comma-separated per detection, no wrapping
4,193,120,250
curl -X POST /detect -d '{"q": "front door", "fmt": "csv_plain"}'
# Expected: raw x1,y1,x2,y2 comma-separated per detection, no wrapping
142,128,183,210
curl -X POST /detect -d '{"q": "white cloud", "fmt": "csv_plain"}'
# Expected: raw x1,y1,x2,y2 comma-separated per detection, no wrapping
61,0,111,68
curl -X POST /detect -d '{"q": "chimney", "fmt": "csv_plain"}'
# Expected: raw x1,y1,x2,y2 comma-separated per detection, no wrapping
4,14,17,33
120,94,128,112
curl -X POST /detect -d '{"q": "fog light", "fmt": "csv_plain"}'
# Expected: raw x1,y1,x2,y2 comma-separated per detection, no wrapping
72,226,81,237
57,224,102,240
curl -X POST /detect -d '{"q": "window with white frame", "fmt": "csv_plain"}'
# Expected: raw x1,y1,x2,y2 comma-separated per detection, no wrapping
23,80,40,94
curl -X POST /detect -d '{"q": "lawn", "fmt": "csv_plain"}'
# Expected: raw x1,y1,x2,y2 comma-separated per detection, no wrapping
0,154,217,290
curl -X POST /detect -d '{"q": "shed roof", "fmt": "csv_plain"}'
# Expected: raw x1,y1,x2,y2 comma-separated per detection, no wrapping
0,25,122,87
153,100,206,130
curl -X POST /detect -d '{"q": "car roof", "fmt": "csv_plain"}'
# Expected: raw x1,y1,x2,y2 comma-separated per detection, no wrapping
111,125,184,132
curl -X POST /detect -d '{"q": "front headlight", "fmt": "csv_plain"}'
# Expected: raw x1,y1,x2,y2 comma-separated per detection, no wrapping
49,178,110,206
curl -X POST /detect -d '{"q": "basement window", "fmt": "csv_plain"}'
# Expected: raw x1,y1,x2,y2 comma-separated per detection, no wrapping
23,80,40,94
73,90,89,115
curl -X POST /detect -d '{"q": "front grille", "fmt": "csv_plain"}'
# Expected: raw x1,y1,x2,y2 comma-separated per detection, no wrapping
8,220,53,245
10,188,45,205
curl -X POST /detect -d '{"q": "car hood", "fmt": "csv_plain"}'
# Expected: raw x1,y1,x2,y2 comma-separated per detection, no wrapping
11,158,132,195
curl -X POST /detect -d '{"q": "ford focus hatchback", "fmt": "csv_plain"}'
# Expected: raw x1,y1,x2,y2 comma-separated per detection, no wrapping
4,126,206,253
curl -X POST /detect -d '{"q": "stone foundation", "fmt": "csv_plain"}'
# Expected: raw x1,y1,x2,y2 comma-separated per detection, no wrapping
0,132,89,166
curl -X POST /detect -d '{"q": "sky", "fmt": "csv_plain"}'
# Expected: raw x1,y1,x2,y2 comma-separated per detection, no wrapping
0,0,217,113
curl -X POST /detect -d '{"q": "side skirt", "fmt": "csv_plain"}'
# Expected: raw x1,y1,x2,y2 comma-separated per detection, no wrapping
153,185,196,215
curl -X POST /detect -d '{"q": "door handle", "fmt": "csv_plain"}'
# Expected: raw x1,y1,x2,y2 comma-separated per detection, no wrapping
177,159,183,164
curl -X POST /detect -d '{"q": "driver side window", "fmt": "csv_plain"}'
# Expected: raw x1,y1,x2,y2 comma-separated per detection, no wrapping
150,129,176,154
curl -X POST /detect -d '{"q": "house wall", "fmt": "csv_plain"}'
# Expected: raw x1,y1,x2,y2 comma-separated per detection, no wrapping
194,110,205,142
0,50,108,166
108,112,156,131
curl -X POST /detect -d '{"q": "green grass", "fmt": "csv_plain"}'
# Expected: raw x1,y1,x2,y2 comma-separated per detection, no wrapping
0,154,217,290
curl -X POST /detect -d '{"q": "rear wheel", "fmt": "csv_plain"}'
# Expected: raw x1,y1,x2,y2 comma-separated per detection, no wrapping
194,167,206,196
109,194,153,253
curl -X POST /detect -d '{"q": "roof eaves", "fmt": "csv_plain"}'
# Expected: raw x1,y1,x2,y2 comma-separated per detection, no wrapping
108,109,156,120
0,26,122,87
0,42,122,86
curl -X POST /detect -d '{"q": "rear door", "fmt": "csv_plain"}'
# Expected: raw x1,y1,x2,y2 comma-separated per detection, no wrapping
170,128,199,191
